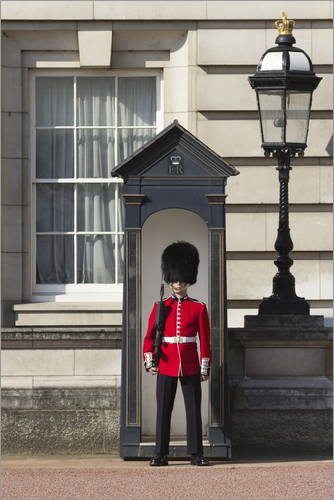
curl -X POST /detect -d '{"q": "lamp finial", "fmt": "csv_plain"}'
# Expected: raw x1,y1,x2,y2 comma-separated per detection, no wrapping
275,12,295,35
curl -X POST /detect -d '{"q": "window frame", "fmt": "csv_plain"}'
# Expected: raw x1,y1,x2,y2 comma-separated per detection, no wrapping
30,69,163,302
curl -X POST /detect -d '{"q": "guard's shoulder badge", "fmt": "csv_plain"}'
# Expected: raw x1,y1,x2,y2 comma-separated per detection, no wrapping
189,297,205,305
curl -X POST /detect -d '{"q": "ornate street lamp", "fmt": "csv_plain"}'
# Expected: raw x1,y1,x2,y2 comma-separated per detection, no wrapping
249,13,321,314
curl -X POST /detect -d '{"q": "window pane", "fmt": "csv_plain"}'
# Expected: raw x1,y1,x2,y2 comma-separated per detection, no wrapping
77,77,115,126
36,130,74,178
118,235,124,283
118,77,156,126
258,90,285,143
77,129,115,178
36,235,74,283
77,184,115,232
36,184,74,232
118,128,156,163
77,235,115,283
286,91,311,144
36,77,73,126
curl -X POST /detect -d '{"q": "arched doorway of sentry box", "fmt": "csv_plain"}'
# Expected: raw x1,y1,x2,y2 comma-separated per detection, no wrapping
141,209,209,442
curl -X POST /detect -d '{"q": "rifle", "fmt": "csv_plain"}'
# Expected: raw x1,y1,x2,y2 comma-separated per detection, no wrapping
153,283,165,368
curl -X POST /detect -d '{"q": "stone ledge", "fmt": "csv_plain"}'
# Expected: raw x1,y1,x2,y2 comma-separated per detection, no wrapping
244,314,326,328
237,376,333,389
1,387,120,410
1,375,121,389
13,302,121,311
230,315,333,346
13,302,123,327
230,329,332,346
233,376,333,410
1,327,121,349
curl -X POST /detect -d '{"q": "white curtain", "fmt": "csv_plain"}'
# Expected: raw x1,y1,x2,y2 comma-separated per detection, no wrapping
36,77,73,127
36,234,74,284
36,78,74,283
36,130,74,178
77,77,115,178
76,184,115,283
76,78,116,283
117,77,156,162
36,76,155,284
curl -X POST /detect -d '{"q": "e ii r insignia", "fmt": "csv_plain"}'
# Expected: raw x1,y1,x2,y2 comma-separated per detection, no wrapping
168,155,184,175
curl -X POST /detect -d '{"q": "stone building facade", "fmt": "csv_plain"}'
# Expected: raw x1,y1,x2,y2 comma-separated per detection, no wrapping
1,1,332,454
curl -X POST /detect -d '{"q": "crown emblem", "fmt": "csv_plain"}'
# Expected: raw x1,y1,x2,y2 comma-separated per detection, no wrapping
170,155,182,165
275,12,295,35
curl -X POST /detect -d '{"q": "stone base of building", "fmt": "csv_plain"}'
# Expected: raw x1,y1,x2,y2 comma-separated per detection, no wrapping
231,410,333,458
2,387,332,457
2,317,332,456
1,387,120,455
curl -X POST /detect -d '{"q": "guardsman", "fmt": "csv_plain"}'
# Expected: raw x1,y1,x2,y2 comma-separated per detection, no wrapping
143,241,211,466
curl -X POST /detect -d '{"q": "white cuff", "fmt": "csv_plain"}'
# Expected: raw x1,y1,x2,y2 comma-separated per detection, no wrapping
144,352,153,369
200,357,210,375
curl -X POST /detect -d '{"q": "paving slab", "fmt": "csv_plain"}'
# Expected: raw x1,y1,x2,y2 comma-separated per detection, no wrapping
1,455,333,500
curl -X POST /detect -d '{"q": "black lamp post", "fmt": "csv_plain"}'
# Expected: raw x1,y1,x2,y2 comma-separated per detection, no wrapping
249,13,321,315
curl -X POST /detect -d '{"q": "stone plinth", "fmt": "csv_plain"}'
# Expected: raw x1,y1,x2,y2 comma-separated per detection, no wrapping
229,315,333,456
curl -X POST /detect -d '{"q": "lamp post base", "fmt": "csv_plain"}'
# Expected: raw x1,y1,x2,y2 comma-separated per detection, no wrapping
258,295,310,315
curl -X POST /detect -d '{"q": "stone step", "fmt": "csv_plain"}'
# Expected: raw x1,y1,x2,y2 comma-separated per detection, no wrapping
13,302,122,327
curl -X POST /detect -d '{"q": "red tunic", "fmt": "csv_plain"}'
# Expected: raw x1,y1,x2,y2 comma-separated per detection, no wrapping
143,295,211,377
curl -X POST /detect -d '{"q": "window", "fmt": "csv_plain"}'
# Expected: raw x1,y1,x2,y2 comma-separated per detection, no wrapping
33,74,159,299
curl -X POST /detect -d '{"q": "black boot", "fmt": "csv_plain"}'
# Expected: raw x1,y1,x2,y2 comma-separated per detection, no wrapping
150,454,168,466
190,454,209,466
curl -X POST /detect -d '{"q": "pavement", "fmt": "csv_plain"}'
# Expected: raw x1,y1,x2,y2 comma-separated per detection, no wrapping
1,455,333,500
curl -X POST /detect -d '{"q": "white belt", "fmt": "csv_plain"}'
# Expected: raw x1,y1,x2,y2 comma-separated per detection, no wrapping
162,336,197,344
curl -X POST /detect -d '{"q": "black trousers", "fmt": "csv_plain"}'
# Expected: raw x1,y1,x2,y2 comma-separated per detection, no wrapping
155,373,203,456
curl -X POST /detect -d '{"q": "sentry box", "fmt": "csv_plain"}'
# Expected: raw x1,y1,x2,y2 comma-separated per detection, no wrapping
112,121,238,459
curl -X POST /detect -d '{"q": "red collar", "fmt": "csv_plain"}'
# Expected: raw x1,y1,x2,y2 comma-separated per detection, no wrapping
171,294,189,301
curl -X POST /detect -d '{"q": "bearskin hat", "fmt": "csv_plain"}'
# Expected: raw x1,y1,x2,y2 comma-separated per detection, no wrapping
161,241,199,285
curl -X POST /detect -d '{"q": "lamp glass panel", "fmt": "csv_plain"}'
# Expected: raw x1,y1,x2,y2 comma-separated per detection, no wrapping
286,91,312,145
257,90,285,144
